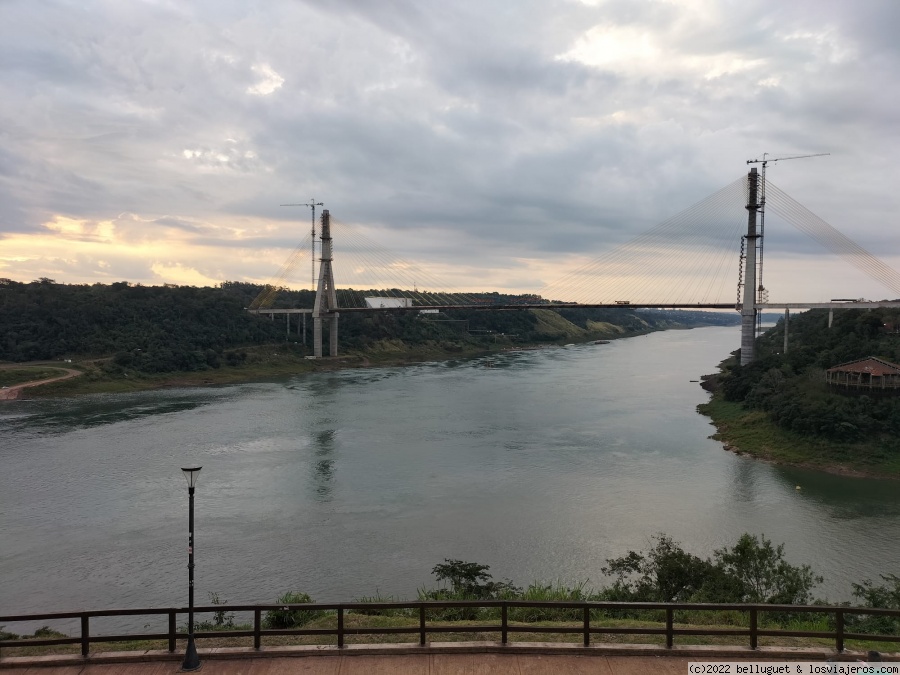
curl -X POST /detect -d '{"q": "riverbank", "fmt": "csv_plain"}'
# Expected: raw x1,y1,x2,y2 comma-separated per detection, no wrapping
697,377,900,480
0,365,83,400
6,345,474,398
1,329,656,399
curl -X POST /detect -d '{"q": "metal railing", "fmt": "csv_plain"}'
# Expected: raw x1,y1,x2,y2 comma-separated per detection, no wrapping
2,601,899,657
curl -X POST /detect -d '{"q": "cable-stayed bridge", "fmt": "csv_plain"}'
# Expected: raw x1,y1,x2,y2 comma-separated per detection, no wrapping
249,169,900,361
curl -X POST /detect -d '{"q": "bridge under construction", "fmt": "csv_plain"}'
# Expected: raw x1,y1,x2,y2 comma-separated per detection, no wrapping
249,168,900,361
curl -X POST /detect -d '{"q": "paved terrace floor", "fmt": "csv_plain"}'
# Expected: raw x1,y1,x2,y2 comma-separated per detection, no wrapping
0,654,771,674
5,650,893,675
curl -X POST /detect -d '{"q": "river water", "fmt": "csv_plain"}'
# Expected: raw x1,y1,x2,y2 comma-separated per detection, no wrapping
2,326,899,627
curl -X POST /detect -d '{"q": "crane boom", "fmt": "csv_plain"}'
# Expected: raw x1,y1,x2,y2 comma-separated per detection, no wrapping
747,152,830,165
282,199,324,290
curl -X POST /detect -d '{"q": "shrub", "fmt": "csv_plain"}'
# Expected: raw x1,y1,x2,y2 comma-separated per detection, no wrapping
847,574,900,635
32,626,66,638
194,592,237,631
418,559,521,621
263,591,326,629
599,533,822,609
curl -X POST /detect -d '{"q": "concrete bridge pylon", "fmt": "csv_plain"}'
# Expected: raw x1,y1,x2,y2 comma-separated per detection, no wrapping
312,209,339,357
740,168,760,365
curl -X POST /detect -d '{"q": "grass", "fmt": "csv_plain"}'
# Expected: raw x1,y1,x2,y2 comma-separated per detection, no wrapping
697,394,900,478
4,613,898,658
0,367,70,387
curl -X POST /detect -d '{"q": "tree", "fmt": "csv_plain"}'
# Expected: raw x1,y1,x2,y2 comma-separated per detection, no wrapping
428,559,519,599
714,534,822,604
601,533,822,605
847,574,900,635
601,534,714,602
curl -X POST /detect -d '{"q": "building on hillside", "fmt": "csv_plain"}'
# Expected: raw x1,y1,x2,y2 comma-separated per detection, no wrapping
825,357,900,390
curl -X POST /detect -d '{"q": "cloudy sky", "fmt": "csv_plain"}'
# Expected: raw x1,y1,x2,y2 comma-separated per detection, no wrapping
2,0,899,302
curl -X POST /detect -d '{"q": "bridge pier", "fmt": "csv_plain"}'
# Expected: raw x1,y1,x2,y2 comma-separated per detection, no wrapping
312,315,339,357
313,318,322,356
783,308,789,354
312,209,339,358
740,168,760,365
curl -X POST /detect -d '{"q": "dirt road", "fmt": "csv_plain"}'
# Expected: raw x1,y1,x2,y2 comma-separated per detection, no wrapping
0,366,83,400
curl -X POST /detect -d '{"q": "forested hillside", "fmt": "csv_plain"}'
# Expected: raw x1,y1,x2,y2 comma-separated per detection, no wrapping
1,278,737,374
702,305,900,472
0,279,286,370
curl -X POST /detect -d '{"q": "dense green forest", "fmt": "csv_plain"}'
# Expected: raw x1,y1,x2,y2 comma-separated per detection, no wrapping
706,305,900,455
0,278,737,375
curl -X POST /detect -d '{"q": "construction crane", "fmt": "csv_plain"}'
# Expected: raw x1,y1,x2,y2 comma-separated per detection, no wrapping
281,198,324,290
745,153,829,333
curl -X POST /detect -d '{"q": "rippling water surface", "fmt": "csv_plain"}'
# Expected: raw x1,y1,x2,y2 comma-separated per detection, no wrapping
2,326,899,626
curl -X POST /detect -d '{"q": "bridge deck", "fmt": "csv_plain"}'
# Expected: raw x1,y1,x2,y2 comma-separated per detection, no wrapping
249,301,900,315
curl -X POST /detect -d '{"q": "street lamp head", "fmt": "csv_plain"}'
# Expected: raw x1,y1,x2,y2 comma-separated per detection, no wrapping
181,466,202,488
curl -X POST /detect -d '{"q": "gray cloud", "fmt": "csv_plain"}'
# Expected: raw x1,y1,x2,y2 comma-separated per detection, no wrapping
1,0,898,299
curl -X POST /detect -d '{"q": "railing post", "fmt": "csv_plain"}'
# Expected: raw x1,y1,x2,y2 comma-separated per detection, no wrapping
80,615,90,657
750,607,758,650
501,603,508,645
254,609,261,650
835,609,844,653
168,611,177,652
583,606,590,647
665,607,674,649
419,605,426,646
337,605,344,648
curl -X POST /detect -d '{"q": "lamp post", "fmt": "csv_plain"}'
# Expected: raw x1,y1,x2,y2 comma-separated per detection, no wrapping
181,466,202,672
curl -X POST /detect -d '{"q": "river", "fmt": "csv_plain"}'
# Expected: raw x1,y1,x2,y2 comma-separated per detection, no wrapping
2,326,899,629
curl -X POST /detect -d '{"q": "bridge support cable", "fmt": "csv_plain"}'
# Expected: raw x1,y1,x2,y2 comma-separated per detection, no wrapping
543,177,746,304
540,176,748,305
331,225,447,306
248,233,313,309
329,221,448,306
649,200,747,305
765,182,900,297
598,219,741,307
330,218,487,307
326,221,440,307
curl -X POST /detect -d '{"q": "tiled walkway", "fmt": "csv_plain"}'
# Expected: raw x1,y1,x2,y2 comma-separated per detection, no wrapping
3,651,875,675
0,654,733,673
